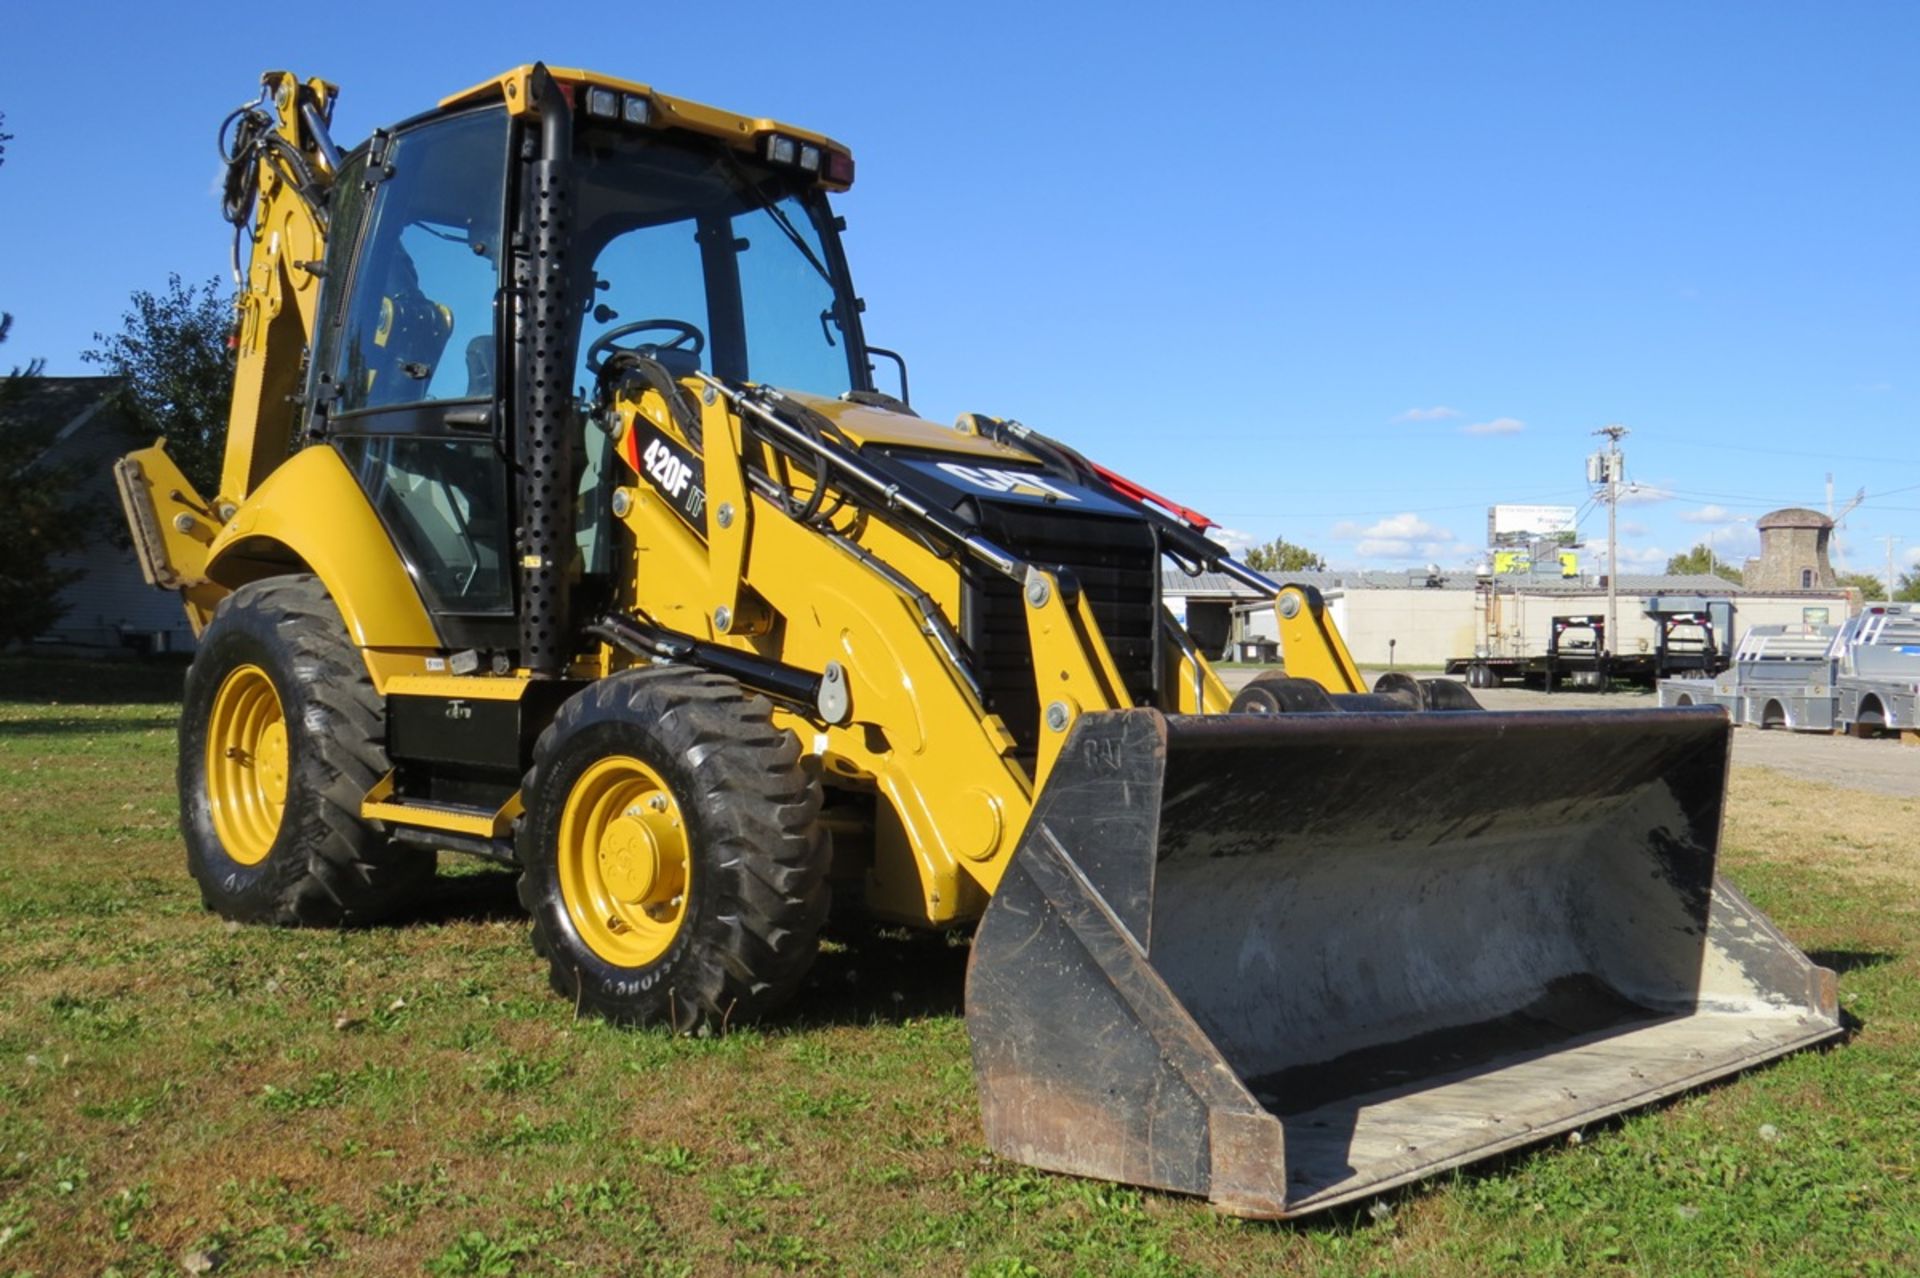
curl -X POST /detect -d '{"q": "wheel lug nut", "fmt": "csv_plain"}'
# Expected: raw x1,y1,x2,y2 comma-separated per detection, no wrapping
648,794,668,812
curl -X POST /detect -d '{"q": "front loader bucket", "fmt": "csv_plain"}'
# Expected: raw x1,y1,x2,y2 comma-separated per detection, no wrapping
966,708,1840,1219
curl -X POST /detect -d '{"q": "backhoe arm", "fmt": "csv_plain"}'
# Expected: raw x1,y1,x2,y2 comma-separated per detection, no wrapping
217,71,341,507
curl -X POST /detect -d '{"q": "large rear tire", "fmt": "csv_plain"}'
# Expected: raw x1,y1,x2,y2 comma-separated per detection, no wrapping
517,668,829,1030
180,575,432,925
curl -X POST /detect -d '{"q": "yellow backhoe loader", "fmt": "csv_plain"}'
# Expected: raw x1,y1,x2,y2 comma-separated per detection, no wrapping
116,65,1840,1218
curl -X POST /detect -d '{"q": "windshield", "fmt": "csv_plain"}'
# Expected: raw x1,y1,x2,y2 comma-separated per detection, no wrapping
571,132,863,398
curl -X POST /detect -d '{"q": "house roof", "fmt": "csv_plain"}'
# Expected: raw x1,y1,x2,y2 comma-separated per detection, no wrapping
1160,570,1267,598
0,376,136,473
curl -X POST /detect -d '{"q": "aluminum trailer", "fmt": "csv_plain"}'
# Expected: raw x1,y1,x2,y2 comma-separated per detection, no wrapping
1836,604,1920,737
1658,623,1838,732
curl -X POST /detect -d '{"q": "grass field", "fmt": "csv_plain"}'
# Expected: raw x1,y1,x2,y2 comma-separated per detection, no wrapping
1,657,1916,1276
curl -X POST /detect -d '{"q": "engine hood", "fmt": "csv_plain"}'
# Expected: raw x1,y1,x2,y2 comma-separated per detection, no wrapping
781,391,1031,462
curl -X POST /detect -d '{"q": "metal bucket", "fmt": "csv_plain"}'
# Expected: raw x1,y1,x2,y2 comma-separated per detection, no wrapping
966,707,1840,1218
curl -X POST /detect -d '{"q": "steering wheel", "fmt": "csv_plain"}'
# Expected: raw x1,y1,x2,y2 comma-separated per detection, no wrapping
585,318,706,374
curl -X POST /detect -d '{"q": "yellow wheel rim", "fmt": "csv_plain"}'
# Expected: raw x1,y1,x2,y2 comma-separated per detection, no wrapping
205,664,288,866
556,755,692,967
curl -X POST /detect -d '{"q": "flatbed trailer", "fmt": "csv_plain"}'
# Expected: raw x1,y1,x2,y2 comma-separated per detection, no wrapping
1451,607,1727,692
1836,604,1920,736
1660,604,1920,737
1658,624,1838,731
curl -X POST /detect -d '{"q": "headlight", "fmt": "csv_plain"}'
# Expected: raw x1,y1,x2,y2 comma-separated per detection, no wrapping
584,86,619,119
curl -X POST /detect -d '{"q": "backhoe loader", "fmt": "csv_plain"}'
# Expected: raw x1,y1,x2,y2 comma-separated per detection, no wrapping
116,65,1840,1218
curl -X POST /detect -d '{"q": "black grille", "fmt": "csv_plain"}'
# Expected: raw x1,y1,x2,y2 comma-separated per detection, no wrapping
961,506,1160,764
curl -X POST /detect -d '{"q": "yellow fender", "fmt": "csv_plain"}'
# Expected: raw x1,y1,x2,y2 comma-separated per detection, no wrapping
204,445,440,651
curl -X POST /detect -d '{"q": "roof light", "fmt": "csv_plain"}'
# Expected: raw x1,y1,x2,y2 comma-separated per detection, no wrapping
797,143,822,174
584,85,619,119
826,150,855,185
621,93,652,126
765,133,798,166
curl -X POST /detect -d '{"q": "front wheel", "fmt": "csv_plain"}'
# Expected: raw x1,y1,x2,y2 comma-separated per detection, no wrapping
517,669,829,1030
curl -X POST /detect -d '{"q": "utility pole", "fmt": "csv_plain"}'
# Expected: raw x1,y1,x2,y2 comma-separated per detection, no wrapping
1591,426,1629,662
1886,535,1903,603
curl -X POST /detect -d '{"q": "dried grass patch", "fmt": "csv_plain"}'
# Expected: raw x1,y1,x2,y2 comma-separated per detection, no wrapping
1724,765,1920,890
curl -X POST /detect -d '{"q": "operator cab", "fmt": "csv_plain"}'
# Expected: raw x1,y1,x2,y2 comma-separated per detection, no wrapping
302,68,870,649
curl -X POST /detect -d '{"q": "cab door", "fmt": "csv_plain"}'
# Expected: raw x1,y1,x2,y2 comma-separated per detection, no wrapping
307,106,516,650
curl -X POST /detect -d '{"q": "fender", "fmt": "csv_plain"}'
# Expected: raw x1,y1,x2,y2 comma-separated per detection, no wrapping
204,444,440,651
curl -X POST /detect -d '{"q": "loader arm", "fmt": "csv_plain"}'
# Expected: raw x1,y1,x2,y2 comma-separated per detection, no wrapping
1270,583,1366,693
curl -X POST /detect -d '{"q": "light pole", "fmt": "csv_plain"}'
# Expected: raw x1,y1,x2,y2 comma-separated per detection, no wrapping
1592,426,1628,661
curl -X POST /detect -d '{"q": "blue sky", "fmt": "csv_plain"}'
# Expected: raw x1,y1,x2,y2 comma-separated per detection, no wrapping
2,1,1914,576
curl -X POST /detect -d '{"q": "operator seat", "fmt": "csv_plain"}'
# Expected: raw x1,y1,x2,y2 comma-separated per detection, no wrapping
358,244,454,408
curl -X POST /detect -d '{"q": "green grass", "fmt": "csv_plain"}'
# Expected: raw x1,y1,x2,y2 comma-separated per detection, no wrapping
0,655,1916,1275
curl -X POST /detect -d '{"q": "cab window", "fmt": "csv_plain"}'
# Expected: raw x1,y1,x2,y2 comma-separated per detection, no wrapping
331,109,508,414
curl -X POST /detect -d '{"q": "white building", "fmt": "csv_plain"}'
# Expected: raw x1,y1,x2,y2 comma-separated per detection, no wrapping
1229,569,1855,668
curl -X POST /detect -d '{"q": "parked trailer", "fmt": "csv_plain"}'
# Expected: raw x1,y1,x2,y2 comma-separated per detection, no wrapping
1836,604,1920,737
1454,604,1730,692
1658,624,1838,732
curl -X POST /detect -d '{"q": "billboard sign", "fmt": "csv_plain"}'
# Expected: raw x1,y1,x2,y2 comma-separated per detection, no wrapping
1492,550,1580,577
1488,504,1579,548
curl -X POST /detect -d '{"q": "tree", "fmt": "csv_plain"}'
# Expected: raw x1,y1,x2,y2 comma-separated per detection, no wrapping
84,274,234,496
1665,543,1743,584
1839,572,1886,602
1897,571,1920,604
1242,536,1327,574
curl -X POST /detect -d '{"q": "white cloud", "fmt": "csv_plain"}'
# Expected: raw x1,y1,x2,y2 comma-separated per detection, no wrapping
1902,545,1920,570
1333,513,1460,561
1211,527,1256,555
1594,544,1671,570
1333,513,1453,542
1395,406,1461,423
1680,504,1731,524
1617,483,1675,506
1461,416,1526,437
1713,525,1760,558
1620,521,1648,537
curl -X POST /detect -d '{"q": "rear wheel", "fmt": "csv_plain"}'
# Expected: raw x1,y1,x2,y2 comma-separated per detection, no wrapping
180,576,432,925
517,669,829,1030
1229,672,1335,714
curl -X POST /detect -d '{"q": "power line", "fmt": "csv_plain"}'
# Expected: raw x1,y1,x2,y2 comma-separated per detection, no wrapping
1654,437,1920,469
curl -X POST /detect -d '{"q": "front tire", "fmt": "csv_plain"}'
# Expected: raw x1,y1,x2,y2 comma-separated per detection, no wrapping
517,669,829,1030
180,575,431,925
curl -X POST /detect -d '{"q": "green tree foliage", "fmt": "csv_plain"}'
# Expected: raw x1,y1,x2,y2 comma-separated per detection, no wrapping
1664,543,1744,584
1897,571,1920,604
84,274,234,496
0,368,91,646
1242,536,1327,574
1839,571,1886,601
